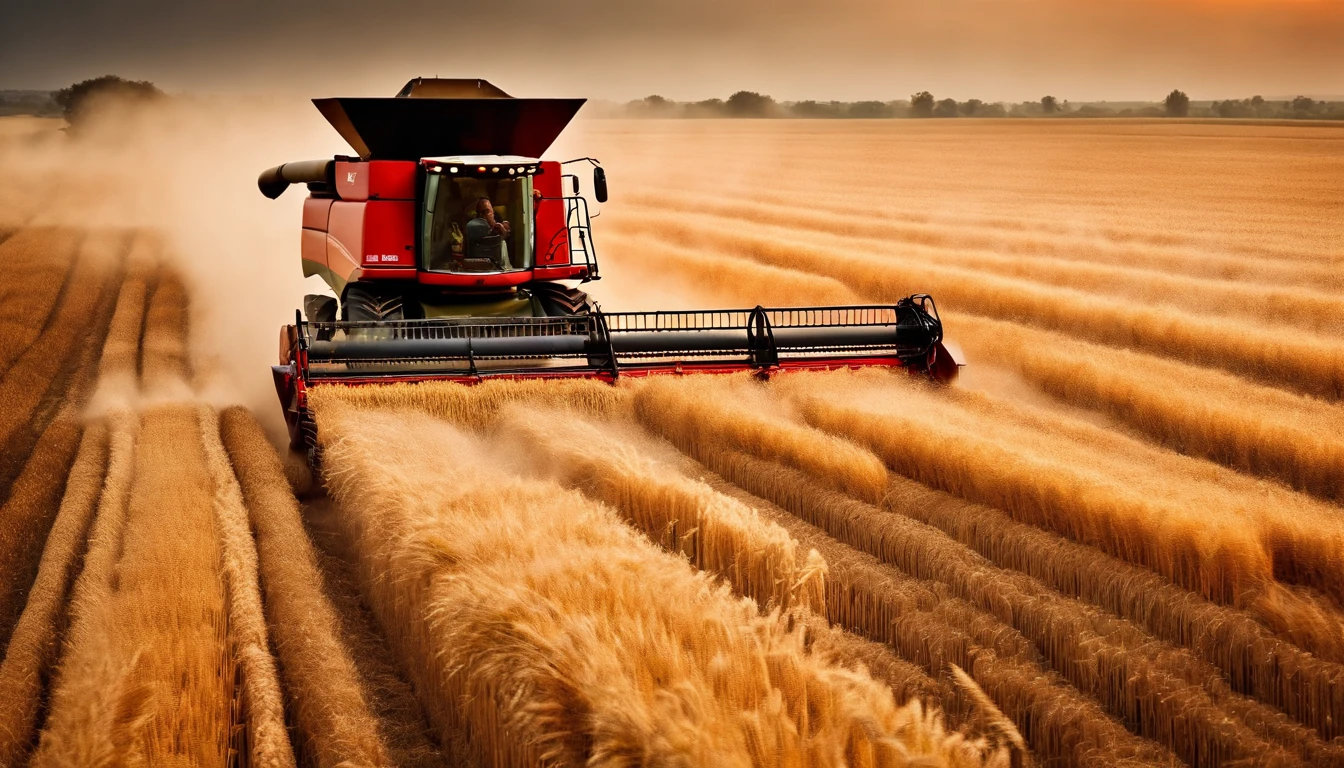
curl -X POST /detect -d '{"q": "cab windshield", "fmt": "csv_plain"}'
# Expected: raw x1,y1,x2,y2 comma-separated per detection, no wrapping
423,174,534,273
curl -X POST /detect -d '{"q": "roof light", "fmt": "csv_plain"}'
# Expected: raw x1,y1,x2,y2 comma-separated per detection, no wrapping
449,166,459,174
508,167,516,175
529,166,537,173
491,166,500,173
431,165,442,173
478,166,486,172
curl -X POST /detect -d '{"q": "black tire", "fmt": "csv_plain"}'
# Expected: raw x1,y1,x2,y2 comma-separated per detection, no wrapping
528,283,592,317
342,283,408,322
304,294,337,340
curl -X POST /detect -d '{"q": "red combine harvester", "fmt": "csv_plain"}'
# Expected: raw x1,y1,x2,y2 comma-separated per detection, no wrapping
261,78,960,451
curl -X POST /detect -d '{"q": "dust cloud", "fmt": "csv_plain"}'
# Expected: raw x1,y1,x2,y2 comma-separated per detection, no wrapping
0,98,354,437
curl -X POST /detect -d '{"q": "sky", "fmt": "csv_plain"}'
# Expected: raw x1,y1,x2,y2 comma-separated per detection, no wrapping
2,0,1341,102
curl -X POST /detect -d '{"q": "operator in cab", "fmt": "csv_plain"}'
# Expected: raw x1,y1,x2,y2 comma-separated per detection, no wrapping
465,197,512,269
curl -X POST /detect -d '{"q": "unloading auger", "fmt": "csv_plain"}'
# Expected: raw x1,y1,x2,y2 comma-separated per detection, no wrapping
260,78,961,451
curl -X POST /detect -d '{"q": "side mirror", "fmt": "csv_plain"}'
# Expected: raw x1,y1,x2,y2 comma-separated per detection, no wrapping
570,175,581,195
593,166,608,203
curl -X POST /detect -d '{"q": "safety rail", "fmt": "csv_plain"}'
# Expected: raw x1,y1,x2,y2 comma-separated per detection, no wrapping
538,195,599,277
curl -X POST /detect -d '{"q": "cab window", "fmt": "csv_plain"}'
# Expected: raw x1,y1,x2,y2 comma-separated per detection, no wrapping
423,174,534,273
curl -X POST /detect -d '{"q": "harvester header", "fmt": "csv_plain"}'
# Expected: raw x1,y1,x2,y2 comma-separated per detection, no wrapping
260,78,960,454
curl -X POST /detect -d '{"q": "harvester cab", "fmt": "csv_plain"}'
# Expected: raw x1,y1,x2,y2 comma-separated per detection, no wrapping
261,78,961,452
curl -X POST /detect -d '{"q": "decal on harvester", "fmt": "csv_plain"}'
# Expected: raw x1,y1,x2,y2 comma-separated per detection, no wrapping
364,254,400,263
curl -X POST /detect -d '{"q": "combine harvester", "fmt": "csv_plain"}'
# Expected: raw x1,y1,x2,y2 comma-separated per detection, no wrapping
260,78,960,451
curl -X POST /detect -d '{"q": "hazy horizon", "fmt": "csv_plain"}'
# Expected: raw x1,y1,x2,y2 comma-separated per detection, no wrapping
2,0,1341,103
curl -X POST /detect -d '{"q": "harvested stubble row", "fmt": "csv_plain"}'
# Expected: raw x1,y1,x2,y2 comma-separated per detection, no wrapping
620,193,1344,333
0,227,80,372
219,406,390,768
607,212,1344,399
199,407,295,768
695,461,1173,768
632,378,1333,767
140,268,191,396
951,312,1344,504
0,233,125,652
313,399,1004,767
493,405,823,610
34,407,234,766
0,424,107,767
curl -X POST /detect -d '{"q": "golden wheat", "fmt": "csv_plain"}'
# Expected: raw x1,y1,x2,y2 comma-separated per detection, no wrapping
494,404,821,610
782,372,1260,604
608,211,1344,398
705,447,1342,765
315,399,1003,767
139,267,190,395
621,192,1344,329
198,406,295,768
308,377,624,434
617,186,1344,291
34,407,233,766
951,311,1344,500
0,424,108,766
0,227,80,374
634,377,1327,765
219,406,390,768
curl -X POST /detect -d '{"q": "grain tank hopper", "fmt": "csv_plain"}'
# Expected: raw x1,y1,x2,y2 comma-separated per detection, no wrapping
260,78,961,450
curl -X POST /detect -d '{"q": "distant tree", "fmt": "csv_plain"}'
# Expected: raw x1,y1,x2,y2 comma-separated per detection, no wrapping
910,91,935,118
1164,89,1190,117
1041,95,1058,114
54,75,163,127
726,91,777,117
791,100,843,118
960,99,984,117
933,98,960,118
848,100,892,118
980,102,1008,118
685,98,725,118
1291,95,1317,114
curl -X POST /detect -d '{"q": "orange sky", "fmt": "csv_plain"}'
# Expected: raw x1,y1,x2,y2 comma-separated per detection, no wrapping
1,0,1340,101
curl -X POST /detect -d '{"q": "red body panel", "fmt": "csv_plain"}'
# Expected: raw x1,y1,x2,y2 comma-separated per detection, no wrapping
326,200,417,283
302,197,333,230
334,160,418,201
533,161,569,266
301,229,328,272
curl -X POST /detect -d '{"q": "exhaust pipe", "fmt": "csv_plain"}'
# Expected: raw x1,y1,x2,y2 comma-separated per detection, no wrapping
257,160,334,199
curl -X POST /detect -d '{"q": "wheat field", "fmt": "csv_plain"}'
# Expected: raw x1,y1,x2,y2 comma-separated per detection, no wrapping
0,116,1341,767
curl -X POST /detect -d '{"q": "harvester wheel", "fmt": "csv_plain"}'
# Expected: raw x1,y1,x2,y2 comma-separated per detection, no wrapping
529,283,592,317
304,294,337,340
342,284,407,322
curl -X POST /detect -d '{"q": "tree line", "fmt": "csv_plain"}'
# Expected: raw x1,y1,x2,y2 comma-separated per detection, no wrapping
602,89,1344,120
